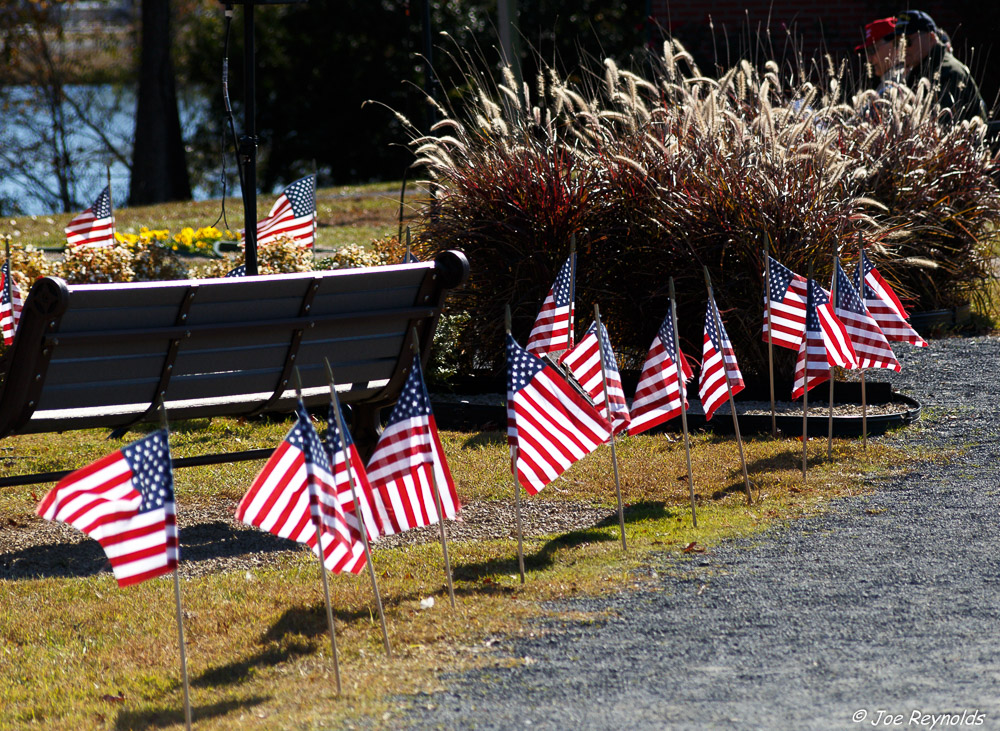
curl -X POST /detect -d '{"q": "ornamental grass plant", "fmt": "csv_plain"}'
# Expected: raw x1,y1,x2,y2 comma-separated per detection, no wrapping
407,39,1000,380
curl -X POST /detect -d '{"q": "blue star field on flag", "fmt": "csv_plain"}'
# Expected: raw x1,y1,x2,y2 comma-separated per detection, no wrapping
388,355,434,423
508,335,548,394
283,175,316,218
122,430,175,513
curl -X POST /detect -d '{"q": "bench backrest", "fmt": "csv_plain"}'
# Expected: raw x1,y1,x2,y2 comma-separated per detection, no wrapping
0,250,468,441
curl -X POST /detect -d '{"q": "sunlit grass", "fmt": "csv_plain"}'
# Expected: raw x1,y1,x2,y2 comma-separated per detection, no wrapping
3,182,422,256
0,415,930,730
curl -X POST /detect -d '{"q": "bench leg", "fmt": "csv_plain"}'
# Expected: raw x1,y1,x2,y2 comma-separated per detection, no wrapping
350,404,383,462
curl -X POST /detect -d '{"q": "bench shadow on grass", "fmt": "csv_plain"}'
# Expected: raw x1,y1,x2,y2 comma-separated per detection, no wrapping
192,500,674,692
450,500,673,589
1,523,297,581
115,696,268,730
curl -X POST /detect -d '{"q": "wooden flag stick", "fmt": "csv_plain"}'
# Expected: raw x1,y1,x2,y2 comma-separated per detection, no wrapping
568,233,577,349
506,305,527,584
106,166,117,244
763,235,777,438
4,235,11,318
593,304,627,552
410,329,456,608
803,263,814,481
828,254,839,459
669,277,697,527
293,369,342,695
158,406,192,731
861,370,868,450
858,235,869,450
704,268,753,504
324,359,392,655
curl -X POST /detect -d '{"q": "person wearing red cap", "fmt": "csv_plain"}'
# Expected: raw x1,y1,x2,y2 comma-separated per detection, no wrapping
858,11,987,124
856,17,904,83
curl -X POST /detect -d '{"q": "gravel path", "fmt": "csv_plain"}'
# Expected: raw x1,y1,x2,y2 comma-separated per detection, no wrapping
395,336,1000,731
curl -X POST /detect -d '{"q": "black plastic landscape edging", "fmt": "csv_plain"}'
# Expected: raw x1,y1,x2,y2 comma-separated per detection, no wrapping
430,380,921,439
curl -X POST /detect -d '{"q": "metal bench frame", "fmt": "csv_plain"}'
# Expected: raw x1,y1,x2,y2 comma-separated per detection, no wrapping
0,250,468,486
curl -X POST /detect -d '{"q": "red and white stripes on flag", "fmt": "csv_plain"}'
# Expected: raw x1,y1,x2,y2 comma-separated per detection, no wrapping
526,253,575,356
236,403,366,574
792,279,858,399
365,355,460,536
65,186,115,248
507,334,611,495
256,174,317,248
0,261,23,346
558,320,631,435
816,279,859,370
325,400,381,545
855,250,927,347
629,307,694,435
833,260,899,372
37,430,179,587
763,255,809,350
699,295,745,421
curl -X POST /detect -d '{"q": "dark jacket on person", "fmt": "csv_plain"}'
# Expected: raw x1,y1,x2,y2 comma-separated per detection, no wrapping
906,43,988,123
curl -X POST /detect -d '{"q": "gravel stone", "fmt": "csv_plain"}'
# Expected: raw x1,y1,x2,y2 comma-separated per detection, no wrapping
392,336,1000,730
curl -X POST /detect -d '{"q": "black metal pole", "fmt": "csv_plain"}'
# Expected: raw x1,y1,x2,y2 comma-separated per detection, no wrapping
239,1,259,275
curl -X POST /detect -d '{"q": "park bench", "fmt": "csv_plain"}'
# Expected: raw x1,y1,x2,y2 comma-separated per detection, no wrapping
0,250,469,487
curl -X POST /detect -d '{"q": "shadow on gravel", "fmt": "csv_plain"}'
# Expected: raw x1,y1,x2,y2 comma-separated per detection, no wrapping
0,523,296,581
115,696,268,729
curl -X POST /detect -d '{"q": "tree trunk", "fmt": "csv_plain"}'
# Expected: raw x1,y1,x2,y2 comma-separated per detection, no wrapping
129,0,191,205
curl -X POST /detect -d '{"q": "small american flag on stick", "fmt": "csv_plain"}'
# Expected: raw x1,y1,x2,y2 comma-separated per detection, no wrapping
855,250,927,347
0,260,23,346
365,355,460,536
762,255,809,350
507,334,611,495
526,254,575,356
629,308,694,435
833,260,899,372
65,186,115,248
236,403,365,574
792,279,858,399
37,430,179,587
699,295,745,421
559,320,631,435
257,175,317,248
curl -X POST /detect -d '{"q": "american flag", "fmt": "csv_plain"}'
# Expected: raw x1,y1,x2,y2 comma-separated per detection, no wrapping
699,295,745,421
526,254,575,356
0,260,23,346
325,399,382,545
65,186,115,248
236,403,365,574
855,250,927,347
365,355,460,536
792,283,833,400
762,255,809,350
629,308,694,435
815,279,858,369
507,334,611,495
257,175,317,248
833,260,899,372
36,430,179,587
558,320,631,435
225,263,247,277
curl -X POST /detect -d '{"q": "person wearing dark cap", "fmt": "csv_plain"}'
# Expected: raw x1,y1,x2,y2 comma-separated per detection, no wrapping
894,9,988,123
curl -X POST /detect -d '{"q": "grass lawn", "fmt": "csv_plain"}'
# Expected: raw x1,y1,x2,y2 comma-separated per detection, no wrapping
0,415,924,730
3,181,418,255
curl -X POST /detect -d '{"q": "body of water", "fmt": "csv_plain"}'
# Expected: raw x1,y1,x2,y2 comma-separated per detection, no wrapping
0,84,215,216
